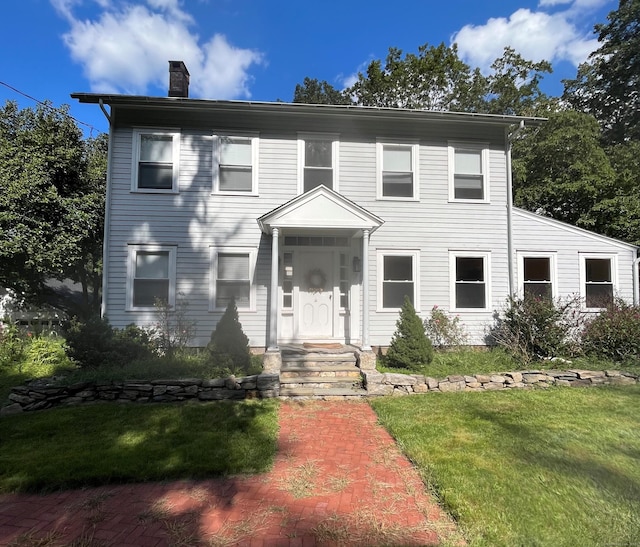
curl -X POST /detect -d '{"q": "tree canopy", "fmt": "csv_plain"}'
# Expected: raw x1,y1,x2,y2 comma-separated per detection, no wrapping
0,101,106,317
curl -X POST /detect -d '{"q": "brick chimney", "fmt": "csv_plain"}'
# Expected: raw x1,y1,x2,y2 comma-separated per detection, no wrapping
168,61,190,98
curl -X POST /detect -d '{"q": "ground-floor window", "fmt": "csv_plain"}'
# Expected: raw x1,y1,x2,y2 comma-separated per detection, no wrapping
518,253,555,301
581,255,615,309
211,247,256,311
127,245,176,310
378,250,419,310
450,251,490,310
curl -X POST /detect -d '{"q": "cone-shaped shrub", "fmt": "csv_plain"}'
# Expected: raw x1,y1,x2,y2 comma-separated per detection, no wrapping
206,298,251,370
385,295,433,368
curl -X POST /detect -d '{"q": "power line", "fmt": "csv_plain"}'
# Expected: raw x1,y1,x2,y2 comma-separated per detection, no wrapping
0,80,105,137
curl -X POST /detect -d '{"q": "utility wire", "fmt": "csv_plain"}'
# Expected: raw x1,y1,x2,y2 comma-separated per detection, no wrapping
0,80,105,136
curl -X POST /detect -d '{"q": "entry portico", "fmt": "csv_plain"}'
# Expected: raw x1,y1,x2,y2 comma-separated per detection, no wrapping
258,185,383,352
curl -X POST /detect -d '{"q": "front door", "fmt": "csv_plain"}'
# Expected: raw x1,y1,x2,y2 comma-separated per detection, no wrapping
297,250,334,338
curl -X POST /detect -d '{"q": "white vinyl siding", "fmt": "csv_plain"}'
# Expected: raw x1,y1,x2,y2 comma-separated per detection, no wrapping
448,142,489,202
298,133,339,193
450,251,491,311
213,135,259,194
132,129,180,192
580,254,616,309
210,247,257,311
127,245,176,310
377,250,419,311
377,142,419,200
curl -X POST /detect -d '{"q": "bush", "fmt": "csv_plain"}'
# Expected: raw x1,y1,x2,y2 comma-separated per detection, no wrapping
489,296,582,366
424,305,468,348
22,335,73,376
0,320,27,368
206,299,252,374
151,297,197,356
581,300,640,362
385,296,434,369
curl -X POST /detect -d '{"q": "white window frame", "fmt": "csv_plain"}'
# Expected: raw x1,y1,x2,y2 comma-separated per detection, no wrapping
131,128,180,193
212,133,259,195
210,247,257,312
376,141,420,201
448,141,490,203
126,244,177,311
450,251,491,312
579,253,617,310
297,133,339,194
376,250,420,312
517,252,557,301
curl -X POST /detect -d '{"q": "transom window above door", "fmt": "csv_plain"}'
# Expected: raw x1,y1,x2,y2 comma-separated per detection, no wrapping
299,134,338,193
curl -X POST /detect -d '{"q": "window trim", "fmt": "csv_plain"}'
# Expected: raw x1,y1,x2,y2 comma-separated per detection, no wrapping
209,247,257,312
126,244,177,311
450,251,491,312
212,133,259,195
447,141,490,203
517,252,557,301
131,128,180,193
376,249,420,312
579,253,617,310
297,132,339,194
376,141,420,201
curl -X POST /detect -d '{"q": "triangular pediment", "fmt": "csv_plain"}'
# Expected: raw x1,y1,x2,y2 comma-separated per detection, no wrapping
258,186,384,234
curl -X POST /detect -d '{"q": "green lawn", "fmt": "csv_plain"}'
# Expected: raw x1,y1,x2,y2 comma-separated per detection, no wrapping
0,400,279,493
371,385,640,547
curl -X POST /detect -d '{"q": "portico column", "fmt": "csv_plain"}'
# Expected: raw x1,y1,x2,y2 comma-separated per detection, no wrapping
361,229,371,351
268,227,279,351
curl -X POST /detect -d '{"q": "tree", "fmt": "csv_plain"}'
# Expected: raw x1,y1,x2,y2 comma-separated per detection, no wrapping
563,0,640,144
0,101,106,317
293,77,351,105
385,296,433,369
206,299,251,371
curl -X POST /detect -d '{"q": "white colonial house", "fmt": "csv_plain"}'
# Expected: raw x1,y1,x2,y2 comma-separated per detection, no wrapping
72,62,639,365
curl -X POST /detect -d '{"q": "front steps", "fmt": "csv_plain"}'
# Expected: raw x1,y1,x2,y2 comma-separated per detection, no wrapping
279,345,366,399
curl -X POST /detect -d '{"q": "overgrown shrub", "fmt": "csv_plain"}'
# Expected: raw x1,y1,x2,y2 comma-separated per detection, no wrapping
151,297,197,356
23,335,73,376
581,300,640,361
385,296,434,369
0,320,27,368
424,305,468,348
489,296,582,366
206,299,252,374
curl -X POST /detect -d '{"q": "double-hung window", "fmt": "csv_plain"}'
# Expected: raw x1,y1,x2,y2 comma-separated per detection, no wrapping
127,245,176,310
451,252,490,310
448,143,489,201
214,135,258,194
132,129,180,192
377,142,419,199
378,251,419,310
519,254,555,301
299,134,338,193
581,255,615,309
211,248,256,311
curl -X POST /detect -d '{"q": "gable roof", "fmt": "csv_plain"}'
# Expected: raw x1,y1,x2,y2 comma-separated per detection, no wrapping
257,185,384,235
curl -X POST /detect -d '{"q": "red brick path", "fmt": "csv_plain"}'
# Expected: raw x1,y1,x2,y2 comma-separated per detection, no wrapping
0,401,460,546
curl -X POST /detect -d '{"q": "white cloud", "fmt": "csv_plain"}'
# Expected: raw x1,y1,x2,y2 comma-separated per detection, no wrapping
54,0,264,99
451,2,605,73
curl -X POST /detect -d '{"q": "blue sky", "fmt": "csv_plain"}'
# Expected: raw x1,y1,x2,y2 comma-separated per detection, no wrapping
0,0,615,137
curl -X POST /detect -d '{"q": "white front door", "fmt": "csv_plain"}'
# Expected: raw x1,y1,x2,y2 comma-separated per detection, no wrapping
297,250,334,338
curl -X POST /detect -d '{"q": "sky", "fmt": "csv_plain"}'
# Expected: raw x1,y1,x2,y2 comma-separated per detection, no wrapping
0,0,616,137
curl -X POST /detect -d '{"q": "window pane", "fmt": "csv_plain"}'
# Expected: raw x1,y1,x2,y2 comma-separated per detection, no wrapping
133,279,169,307
586,284,613,308
304,167,332,191
456,257,484,282
456,284,485,308
136,251,169,278
524,283,552,301
455,149,481,174
220,166,252,191
383,282,414,308
383,173,413,197
140,135,172,163
305,140,332,167
220,138,251,165
524,258,550,281
454,175,483,199
216,281,250,308
218,253,249,280
384,256,413,281
586,259,611,282
384,147,411,171
138,163,173,189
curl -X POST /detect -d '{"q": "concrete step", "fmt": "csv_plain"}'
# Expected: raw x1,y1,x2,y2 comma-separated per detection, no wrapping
279,386,368,398
282,353,357,364
280,367,361,378
280,376,362,387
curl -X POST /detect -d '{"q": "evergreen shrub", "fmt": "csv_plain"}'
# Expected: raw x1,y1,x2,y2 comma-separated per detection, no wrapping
385,296,434,368
206,299,252,374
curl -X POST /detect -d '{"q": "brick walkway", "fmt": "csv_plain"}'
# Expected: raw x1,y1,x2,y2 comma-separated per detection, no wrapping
0,401,461,546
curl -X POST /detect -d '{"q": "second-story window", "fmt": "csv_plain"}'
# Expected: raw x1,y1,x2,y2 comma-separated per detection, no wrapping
448,143,489,202
377,142,419,199
214,135,258,194
133,129,180,192
299,134,338,193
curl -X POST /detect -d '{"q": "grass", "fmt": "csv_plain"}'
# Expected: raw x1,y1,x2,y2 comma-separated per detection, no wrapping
371,385,640,547
0,399,279,493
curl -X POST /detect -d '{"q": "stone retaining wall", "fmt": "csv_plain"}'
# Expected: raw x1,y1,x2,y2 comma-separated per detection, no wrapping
1,373,280,415
363,369,639,396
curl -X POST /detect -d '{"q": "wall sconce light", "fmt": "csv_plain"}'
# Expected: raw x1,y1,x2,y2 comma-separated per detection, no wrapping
352,256,361,273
